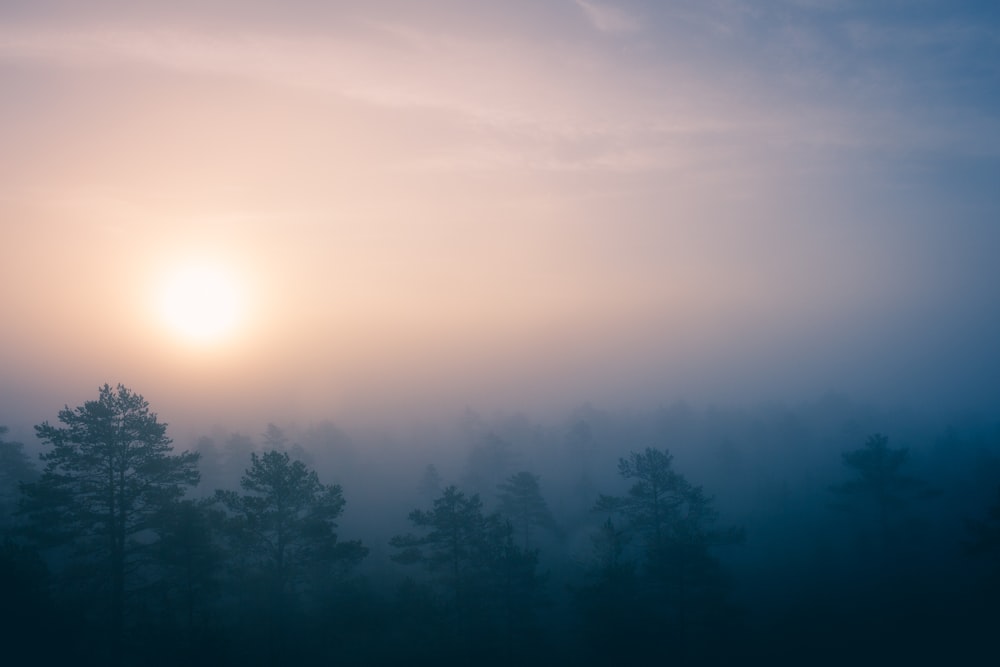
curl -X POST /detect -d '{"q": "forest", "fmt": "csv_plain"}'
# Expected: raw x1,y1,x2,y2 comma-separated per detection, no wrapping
2,384,999,666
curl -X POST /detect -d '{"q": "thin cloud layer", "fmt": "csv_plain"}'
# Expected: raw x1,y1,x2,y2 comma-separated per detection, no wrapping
0,0,997,427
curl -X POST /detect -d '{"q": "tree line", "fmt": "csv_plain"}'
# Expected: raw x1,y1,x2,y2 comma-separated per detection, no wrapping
2,385,999,666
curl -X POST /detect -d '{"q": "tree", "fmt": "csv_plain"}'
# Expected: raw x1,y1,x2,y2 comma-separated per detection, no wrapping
573,518,645,662
596,448,687,554
19,384,200,664
565,417,598,506
465,432,516,494
390,486,489,610
831,433,936,545
496,471,557,550
390,485,544,662
0,538,79,665
594,448,742,663
153,499,223,635
214,450,366,603
419,463,443,499
0,425,36,532
262,423,289,450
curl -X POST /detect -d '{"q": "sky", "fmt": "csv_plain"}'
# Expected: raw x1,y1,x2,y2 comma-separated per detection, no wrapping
1,0,999,433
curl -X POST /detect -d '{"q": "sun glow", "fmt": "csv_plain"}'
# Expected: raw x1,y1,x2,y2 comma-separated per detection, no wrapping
156,263,245,344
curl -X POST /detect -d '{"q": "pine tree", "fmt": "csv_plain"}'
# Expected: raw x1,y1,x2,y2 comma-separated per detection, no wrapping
391,485,545,661
594,447,742,663
214,450,366,602
20,384,200,664
496,471,557,550
831,433,935,544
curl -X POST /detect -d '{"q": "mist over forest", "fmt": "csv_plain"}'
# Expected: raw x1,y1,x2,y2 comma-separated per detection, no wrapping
3,0,1000,665
2,386,1000,666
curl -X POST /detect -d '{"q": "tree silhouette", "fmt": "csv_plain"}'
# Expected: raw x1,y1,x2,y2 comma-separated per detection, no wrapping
0,538,80,665
565,417,598,508
574,517,645,662
214,450,366,603
419,463,443,499
595,448,687,553
594,447,742,663
465,432,516,494
0,425,36,532
390,485,545,661
154,499,223,637
496,471,557,550
831,433,935,545
261,423,288,450
19,384,199,664
391,486,489,610
213,449,366,665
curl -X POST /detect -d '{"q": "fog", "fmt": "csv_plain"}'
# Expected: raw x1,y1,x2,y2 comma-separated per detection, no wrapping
2,1,1000,664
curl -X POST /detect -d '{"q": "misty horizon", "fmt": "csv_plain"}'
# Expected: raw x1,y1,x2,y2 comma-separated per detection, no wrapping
1,1,998,431
2,2,999,664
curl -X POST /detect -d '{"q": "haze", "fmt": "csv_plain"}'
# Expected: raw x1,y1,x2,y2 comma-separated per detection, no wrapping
2,0,999,432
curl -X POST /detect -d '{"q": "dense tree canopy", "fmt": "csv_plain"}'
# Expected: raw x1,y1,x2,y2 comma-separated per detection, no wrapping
214,449,367,598
4,393,999,666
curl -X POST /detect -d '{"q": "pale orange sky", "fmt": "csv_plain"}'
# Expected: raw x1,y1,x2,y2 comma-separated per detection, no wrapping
2,1,998,431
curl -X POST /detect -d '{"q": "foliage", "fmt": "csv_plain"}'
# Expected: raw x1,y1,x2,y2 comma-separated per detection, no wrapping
496,471,558,550
391,485,546,661
591,447,743,662
574,518,646,662
214,449,367,599
391,485,492,602
465,432,516,493
153,499,225,632
0,425,36,531
419,463,443,499
831,433,937,541
19,384,200,662
598,448,743,556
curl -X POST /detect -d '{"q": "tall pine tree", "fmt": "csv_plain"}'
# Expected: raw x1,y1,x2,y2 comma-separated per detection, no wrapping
20,384,200,664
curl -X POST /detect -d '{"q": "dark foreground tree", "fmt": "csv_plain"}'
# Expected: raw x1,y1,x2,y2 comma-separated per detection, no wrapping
153,499,224,638
573,518,644,663
0,539,81,665
592,448,742,664
214,450,367,665
214,450,367,604
19,384,200,664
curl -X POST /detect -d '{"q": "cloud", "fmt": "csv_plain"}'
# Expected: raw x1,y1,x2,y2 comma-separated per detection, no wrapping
0,22,734,176
574,0,640,34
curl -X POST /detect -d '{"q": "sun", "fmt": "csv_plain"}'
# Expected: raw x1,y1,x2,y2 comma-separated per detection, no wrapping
156,263,245,344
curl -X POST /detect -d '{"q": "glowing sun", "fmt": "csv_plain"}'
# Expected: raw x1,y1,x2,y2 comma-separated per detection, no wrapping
156,264,245,344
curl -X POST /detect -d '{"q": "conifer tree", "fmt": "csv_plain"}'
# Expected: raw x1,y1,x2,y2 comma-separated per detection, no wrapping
20,384,200,664
831,433,936,544
496,471,557,550
214,450,366,601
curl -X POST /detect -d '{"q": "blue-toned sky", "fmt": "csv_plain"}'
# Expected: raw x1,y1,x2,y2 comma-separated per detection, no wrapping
1,1,998,429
